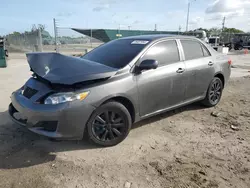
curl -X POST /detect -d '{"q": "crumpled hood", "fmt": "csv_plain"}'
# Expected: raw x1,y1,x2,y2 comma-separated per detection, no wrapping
26,52,118,85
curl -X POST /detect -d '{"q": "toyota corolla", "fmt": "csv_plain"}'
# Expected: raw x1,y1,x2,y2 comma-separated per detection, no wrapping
9,35,231,146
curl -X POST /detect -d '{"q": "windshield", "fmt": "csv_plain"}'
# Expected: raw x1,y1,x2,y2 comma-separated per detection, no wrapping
81,39,149,69
209,38,216,43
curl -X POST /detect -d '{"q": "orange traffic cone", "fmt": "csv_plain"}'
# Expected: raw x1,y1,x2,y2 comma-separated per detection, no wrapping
244,49,248,54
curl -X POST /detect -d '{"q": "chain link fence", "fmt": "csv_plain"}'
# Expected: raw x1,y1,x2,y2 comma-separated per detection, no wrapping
6,30,43,53
47,28,103,56
53,28,208,56
5,26,248,56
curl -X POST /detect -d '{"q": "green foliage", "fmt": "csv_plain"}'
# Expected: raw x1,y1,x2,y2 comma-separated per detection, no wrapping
209,27,221,35
12,31,21,35
194,27,245,36
223,27,244,33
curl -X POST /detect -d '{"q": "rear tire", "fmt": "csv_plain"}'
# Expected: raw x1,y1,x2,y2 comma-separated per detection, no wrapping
202,77,223,107
86,101,132,147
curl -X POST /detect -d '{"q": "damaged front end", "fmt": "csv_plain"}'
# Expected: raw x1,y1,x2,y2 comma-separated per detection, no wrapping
23,52,118,103
8,52,117,139
26,52,118,85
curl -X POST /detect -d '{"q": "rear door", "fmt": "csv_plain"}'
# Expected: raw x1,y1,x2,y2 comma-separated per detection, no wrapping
136,40,186,117
180,39,215,101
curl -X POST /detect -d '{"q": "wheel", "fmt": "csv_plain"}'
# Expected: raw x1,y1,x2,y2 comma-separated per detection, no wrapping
202,77,223,107
5,50,8,57
86,101,132,147
238,45,243,50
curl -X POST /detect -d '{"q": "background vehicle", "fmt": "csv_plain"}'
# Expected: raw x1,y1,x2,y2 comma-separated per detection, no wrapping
0,37,8,67
208,36,232,51
232,33,250,50
208,36,220,51
9,35,231,147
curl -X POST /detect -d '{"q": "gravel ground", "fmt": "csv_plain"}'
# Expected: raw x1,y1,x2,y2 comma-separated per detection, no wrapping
0,53,249,188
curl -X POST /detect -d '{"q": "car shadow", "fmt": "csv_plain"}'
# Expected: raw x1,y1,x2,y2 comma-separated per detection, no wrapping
133,102,204,129
0,102,205,169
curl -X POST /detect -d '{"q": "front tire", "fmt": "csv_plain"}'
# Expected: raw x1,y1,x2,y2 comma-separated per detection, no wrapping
202,77,223,107
86,101,132,147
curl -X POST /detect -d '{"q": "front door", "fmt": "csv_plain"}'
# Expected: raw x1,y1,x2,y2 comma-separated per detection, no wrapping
136,40,187,117
180,39,215,100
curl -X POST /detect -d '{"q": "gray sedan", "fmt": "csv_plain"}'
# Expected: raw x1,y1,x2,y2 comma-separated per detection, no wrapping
9,35,231,146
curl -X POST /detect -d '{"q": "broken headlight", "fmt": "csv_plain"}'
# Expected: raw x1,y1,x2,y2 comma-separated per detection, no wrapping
44,91,89,105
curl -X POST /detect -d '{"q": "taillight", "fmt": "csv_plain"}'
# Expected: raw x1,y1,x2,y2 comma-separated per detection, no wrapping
228,59,232,65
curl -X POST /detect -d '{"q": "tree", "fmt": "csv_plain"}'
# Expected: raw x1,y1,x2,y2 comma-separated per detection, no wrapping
223,27,244,34
209,27,221,36
31,24,46,32
38,24,46,31
12,31,21,35
31,24,37,32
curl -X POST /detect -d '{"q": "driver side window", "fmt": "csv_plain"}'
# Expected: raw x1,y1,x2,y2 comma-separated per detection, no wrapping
141,40,180,67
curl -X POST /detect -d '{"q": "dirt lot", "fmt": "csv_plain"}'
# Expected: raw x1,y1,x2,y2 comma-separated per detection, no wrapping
0,52,249,188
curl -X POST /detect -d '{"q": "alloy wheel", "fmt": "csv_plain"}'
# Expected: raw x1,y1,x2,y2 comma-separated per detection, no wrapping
209,79,222,104
92,111,126,142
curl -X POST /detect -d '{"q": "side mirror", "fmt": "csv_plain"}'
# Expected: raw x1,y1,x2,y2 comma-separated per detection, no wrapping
137,59,158,72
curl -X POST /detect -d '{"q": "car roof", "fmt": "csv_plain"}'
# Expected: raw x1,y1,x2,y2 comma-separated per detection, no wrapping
119,34,197,42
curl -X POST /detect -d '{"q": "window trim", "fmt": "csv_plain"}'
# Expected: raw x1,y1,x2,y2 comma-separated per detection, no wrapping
200,43,211,57
180,39,208,61
138,39,181,67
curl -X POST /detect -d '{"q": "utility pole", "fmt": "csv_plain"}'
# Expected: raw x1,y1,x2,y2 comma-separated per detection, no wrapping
220,16,226,45
38,28,43,52
118,24,121,33
90,28,92,48
178,25,182,35
186,2,190,32
222,16,226,32
186,0,196,32
154,24,157,31
53,18,59,53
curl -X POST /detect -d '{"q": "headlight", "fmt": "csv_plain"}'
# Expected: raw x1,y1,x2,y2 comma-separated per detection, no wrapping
44,91,89,105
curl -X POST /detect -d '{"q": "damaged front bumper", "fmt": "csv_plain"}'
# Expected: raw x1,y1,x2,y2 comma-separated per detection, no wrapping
9,90,95,140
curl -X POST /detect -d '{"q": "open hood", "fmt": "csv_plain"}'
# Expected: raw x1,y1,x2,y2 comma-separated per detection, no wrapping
26,52,118,85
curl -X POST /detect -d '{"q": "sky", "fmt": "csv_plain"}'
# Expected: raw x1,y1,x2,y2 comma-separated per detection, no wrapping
1,0,250,36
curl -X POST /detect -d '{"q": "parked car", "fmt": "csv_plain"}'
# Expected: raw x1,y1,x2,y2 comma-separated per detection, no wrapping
9,35,231,146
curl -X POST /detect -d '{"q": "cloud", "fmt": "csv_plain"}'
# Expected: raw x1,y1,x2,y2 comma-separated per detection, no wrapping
204,0,250,31
206,10,245,21
189,16,202,25
92,0,117,12
133,20,140,24
93,4,110,11
57,12,74,17
206,0,250,14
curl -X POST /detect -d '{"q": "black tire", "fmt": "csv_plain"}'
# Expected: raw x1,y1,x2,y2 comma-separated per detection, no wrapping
86,101,132,147
5,50,8,57
237,45,243,50
202,77,223,107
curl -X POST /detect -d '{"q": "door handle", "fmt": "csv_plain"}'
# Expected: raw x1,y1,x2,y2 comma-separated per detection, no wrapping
208,61,214,66
176,68,185,73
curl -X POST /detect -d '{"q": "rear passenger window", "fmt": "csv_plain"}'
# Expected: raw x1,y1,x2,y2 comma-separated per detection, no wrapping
201,44,211,57
181,40,204,60
142,40,180,66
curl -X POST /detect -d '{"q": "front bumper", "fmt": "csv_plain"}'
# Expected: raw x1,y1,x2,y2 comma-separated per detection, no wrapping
9,91,95,140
